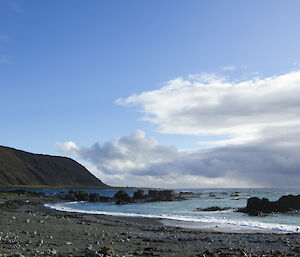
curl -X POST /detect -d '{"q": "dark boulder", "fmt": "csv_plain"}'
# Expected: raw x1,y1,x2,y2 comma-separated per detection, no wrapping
74,191,89,201
147,190,175,201
114,190,132,204
65,190,75,201
65,190,113,203
148,190,160,200
133,189,144,199
179,191,195,195
65,190,89,201
89,193,100,202
276,194,300,212
158,190,175,201
239,194,300,216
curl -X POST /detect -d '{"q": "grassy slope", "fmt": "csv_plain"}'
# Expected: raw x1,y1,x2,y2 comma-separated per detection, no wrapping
0,145,110,188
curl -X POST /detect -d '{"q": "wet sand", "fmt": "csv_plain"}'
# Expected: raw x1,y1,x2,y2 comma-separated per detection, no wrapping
0,194,300,257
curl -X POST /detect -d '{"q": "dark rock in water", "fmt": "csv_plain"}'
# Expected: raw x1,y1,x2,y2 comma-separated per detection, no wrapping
65,189,179,205
133,189,144,199
277,194,300,212
89,193,100,202
159,190,175,201
230,192,239,197
238,194,300,216
148,189,175,201
148,190,160,200
65,190,89,201
65,190,113,202
179,191,195,195
114,190,132,204
196,206,230,212
74,190,89,201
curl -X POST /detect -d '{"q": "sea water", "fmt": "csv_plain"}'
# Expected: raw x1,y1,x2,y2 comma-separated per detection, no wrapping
42,188,300,233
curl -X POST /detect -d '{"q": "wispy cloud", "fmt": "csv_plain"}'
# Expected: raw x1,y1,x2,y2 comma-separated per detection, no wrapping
221,65,236,71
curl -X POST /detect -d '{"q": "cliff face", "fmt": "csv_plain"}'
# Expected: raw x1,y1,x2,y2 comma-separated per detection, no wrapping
0,145,109,188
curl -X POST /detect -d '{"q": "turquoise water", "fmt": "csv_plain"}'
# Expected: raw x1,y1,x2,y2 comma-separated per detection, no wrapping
43,188,300,233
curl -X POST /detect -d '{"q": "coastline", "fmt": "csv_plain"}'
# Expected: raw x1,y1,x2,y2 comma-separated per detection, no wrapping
1,194,300,256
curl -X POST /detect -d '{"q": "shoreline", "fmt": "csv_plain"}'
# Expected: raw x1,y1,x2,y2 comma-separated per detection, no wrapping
1,194,300,256
45,202,297,235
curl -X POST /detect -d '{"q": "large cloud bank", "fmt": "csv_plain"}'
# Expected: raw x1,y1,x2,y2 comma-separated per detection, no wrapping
59,71,300,187
116,72,300,145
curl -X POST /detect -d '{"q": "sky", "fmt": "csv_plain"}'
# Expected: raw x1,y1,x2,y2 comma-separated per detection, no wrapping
1,0,300,188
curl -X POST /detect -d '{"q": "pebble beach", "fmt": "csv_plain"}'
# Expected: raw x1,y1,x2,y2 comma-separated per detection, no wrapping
1,194,300,257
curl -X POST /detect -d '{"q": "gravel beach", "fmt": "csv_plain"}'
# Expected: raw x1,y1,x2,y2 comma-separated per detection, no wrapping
0,193,300,257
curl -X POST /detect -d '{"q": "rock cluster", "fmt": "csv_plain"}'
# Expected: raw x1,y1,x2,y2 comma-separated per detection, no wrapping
114,189,177,204
238,194,300,216
65,191,113,202
65,189,179,205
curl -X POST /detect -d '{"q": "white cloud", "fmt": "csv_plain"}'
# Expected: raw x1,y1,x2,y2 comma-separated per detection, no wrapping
57,141,79,155
59,70,300,188
221,65,236,71
116,71,300,146
58,129,300,188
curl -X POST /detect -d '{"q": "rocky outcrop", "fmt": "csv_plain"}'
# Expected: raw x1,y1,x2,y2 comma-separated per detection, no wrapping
114,190,132,204
148,190,175,201
238,194,300,216
133,189,145,199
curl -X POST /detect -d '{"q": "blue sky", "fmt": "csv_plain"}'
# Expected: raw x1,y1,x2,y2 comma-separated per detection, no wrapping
2,1,300,187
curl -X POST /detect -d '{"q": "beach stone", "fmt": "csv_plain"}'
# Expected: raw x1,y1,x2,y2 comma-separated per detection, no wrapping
45,248,57,255
85,249,104,257
37,239,43,246
86,244,93,251
100,246,114,255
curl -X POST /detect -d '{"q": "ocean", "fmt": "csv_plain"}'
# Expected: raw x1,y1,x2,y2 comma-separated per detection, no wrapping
42,188,300,234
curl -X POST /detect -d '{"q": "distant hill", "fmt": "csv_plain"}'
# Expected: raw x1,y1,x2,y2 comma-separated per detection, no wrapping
0,145,110,188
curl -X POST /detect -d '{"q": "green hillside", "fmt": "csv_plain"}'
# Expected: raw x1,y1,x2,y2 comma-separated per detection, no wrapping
0,145,109,188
